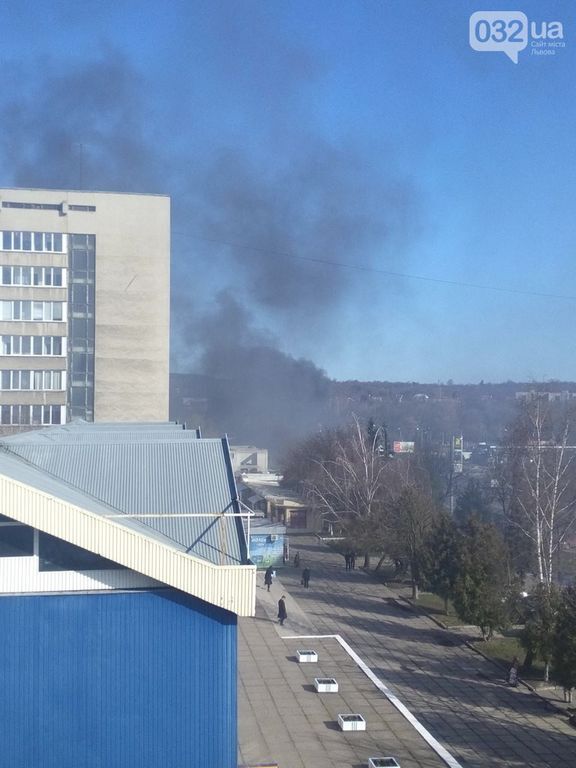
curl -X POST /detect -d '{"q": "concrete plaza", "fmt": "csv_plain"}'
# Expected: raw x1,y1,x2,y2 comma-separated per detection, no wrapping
238,534,576,768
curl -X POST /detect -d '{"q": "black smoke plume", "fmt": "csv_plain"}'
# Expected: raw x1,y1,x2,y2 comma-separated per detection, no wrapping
0,49,417,457
0,52,163,192
181,292,332,454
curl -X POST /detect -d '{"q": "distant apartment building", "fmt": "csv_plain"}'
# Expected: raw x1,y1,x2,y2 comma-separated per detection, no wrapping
0,188,170,431
515,390,576,404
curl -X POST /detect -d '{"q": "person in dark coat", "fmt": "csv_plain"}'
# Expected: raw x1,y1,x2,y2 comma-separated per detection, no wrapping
293,551,300,568
264,565,274,592
344,552,351,570
278,595,287,626
302,567,311,588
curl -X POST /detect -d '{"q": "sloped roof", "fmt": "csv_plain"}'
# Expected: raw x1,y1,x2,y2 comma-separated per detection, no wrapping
0,422,247,567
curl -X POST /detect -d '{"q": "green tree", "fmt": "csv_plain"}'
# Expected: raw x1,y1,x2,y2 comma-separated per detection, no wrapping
417,446,453,507
520,583,560,681
422,514,460,614
454,479,491,524
552,586,576,703
452,518,509,640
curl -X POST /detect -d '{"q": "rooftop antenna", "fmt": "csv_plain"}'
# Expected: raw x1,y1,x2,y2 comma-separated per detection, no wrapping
76,142,84,189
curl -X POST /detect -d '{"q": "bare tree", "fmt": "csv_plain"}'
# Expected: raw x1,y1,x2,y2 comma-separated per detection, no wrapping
389,486,436,600
503,399,576,586
302,416,394,564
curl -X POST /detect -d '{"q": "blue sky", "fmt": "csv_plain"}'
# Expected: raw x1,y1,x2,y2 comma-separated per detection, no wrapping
1,0,575,384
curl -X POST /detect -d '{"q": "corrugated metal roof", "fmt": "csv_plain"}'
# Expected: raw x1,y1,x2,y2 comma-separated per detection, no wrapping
3,421,198,443
0,423,246,567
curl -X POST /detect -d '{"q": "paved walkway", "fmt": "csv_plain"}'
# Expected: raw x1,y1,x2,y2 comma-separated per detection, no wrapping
238,534,576,768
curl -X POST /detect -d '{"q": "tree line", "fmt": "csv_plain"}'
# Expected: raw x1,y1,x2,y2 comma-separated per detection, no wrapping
281,402,576,700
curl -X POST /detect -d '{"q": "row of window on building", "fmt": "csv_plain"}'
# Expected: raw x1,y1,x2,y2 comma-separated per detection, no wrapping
0,404,64,425
1,231,67,253
0,370,65,391
0,335,65,356
1,266,65,287
0,300,65,322
1,201,96,213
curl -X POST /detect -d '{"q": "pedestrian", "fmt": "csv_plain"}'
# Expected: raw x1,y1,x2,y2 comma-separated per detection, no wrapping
293,551,300,568
278,595,287,626
350,552,356,570
507,656,519,686
344,552,351,570
264,565,273,592
302,567,311,588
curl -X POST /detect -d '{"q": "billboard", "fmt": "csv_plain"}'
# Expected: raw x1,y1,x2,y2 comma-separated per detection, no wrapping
393,441,415,454
250,533,285,568
452,434,464,473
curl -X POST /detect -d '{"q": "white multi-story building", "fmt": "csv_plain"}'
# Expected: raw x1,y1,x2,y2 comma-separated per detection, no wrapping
0,188,170,431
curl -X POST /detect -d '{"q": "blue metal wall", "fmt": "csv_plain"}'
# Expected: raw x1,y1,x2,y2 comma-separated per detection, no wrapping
0,589,237,768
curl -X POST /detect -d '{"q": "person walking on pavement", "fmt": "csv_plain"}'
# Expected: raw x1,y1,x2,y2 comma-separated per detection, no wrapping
302,567,311,588
293,551,300,568
507,656,519,687
278,595,287,626
264,565,274,592
344,552,351,570
350,552,356,570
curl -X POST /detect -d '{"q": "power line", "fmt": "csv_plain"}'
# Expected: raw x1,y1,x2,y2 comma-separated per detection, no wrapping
172,231,576,302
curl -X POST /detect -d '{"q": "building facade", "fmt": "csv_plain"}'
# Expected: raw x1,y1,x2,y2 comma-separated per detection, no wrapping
0,422,255,768
0,188,170,430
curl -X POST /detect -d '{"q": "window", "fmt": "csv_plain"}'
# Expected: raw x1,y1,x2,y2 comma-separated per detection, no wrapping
0,370,65,391
2,201,61,211
68,233,95,421
0,266,65,287
0,524,34,557
0,301,65,321
0,230,67,253
0,404,64,425
38,532,125,571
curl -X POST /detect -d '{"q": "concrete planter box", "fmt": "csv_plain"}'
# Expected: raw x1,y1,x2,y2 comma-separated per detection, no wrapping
314,677,338,693
338,713,366,731
368,759,400,768
297,649,318,663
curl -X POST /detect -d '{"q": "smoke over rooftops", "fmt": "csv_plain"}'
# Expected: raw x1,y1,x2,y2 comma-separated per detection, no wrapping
0,42,418,456
0,52,162,193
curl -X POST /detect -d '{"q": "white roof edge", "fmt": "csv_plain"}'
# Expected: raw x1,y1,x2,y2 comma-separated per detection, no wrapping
0,473,256,617
0,187,170,199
